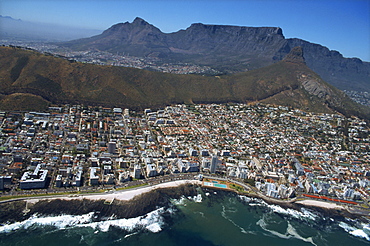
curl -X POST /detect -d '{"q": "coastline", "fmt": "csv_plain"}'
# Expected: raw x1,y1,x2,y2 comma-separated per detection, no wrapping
0,180,201,224
1,180,369,245
0,178,369,225
25,180,202,204
238,191,370,222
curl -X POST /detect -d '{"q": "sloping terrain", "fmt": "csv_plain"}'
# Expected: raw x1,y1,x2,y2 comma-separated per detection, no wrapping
0,46,369,119
60,18,370,92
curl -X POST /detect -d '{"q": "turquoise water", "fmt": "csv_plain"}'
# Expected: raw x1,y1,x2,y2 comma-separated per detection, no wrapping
213,183,228,188
203,181,228,188
0,189,369,246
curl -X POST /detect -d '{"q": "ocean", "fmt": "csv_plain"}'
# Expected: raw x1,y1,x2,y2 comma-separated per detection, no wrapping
0,189,369,246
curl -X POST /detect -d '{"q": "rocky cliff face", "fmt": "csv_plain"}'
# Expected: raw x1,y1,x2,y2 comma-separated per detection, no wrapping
283,47,333,100
62,18,370,92
274,39,370,93
170,23,285,55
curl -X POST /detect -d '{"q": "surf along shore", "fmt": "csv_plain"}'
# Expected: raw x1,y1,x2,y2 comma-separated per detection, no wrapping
200,176,370,222
0,177,369,224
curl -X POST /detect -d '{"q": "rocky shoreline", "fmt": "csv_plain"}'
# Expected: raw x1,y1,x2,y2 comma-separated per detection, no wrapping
0,184,198,224
0,183,369,225
238,191,369,223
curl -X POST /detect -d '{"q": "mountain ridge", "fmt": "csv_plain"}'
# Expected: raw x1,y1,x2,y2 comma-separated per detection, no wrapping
60,18,370,92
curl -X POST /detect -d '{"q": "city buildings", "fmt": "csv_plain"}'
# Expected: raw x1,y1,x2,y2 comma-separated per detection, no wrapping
0,103,368,207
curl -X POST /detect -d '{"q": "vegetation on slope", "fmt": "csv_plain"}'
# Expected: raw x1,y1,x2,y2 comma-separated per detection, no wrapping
0,46,368,120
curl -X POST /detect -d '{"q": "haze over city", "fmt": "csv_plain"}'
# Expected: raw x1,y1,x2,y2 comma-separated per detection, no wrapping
1,0,369,61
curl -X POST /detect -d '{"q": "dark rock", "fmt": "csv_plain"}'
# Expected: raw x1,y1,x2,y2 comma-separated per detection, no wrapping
61,18,370,92
283,46,305,64
0,184,198,224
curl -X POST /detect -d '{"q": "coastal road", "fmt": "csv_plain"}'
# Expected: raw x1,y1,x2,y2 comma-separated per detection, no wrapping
0,179,201,204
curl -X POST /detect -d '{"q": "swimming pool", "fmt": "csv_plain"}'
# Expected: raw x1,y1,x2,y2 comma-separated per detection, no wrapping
214,183,228,188
203,181,228,189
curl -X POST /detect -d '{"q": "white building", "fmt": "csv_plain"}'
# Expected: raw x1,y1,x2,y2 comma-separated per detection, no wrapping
177,159,187,173
265,182,279,198
20,164,48,189
147,164,157,177
90,167,100,186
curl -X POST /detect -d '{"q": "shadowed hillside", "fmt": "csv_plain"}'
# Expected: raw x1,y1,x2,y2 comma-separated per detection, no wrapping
0,46,369,119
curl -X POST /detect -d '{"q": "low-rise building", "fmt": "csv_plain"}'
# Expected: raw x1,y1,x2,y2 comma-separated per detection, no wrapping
20,164,48,189
90,167,100,185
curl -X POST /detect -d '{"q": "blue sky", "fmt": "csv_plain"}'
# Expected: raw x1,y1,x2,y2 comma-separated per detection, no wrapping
2,0,370,61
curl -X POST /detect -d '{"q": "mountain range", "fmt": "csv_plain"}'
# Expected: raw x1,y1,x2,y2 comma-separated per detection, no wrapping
61,17,370,93
1,45,369,120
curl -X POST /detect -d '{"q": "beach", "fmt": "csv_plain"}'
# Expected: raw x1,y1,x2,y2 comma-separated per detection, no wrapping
25,180,202,204
3,178,368,226
1,180,370,245
23,178,361,214
295,199,345,209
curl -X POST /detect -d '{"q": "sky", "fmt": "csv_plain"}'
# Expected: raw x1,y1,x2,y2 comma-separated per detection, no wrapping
1,0,370,61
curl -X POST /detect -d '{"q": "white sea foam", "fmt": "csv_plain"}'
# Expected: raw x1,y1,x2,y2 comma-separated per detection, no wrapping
77,207,166,233
0,207,167,234
221,205,255,235
339,221,370,241
145,222,162,233
238,195,252,202
186,194,202,203
239,195,318,221
248,203,264,207
171,196,188,206
266,204,318,221
194,211,205,218
257,215,317,245
286,222,317,245
257,217,290,239
124,231,139,238
239,196,268,208
0,212,95,233
193,194,203,203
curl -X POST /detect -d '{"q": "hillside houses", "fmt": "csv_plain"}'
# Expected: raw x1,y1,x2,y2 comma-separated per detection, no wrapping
0,103,369,206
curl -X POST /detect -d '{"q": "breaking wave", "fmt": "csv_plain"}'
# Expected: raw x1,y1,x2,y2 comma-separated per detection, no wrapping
339,221,370,241
171,193,203,206
0,207,169,234
238,195,318,221
0,212,95,233
188,193,203,203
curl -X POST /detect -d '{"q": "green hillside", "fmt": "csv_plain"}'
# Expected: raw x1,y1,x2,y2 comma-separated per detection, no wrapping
0,46,368,119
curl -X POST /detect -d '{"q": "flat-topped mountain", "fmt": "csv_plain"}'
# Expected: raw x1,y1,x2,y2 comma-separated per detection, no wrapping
1,46,369,119
61,18,370,93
